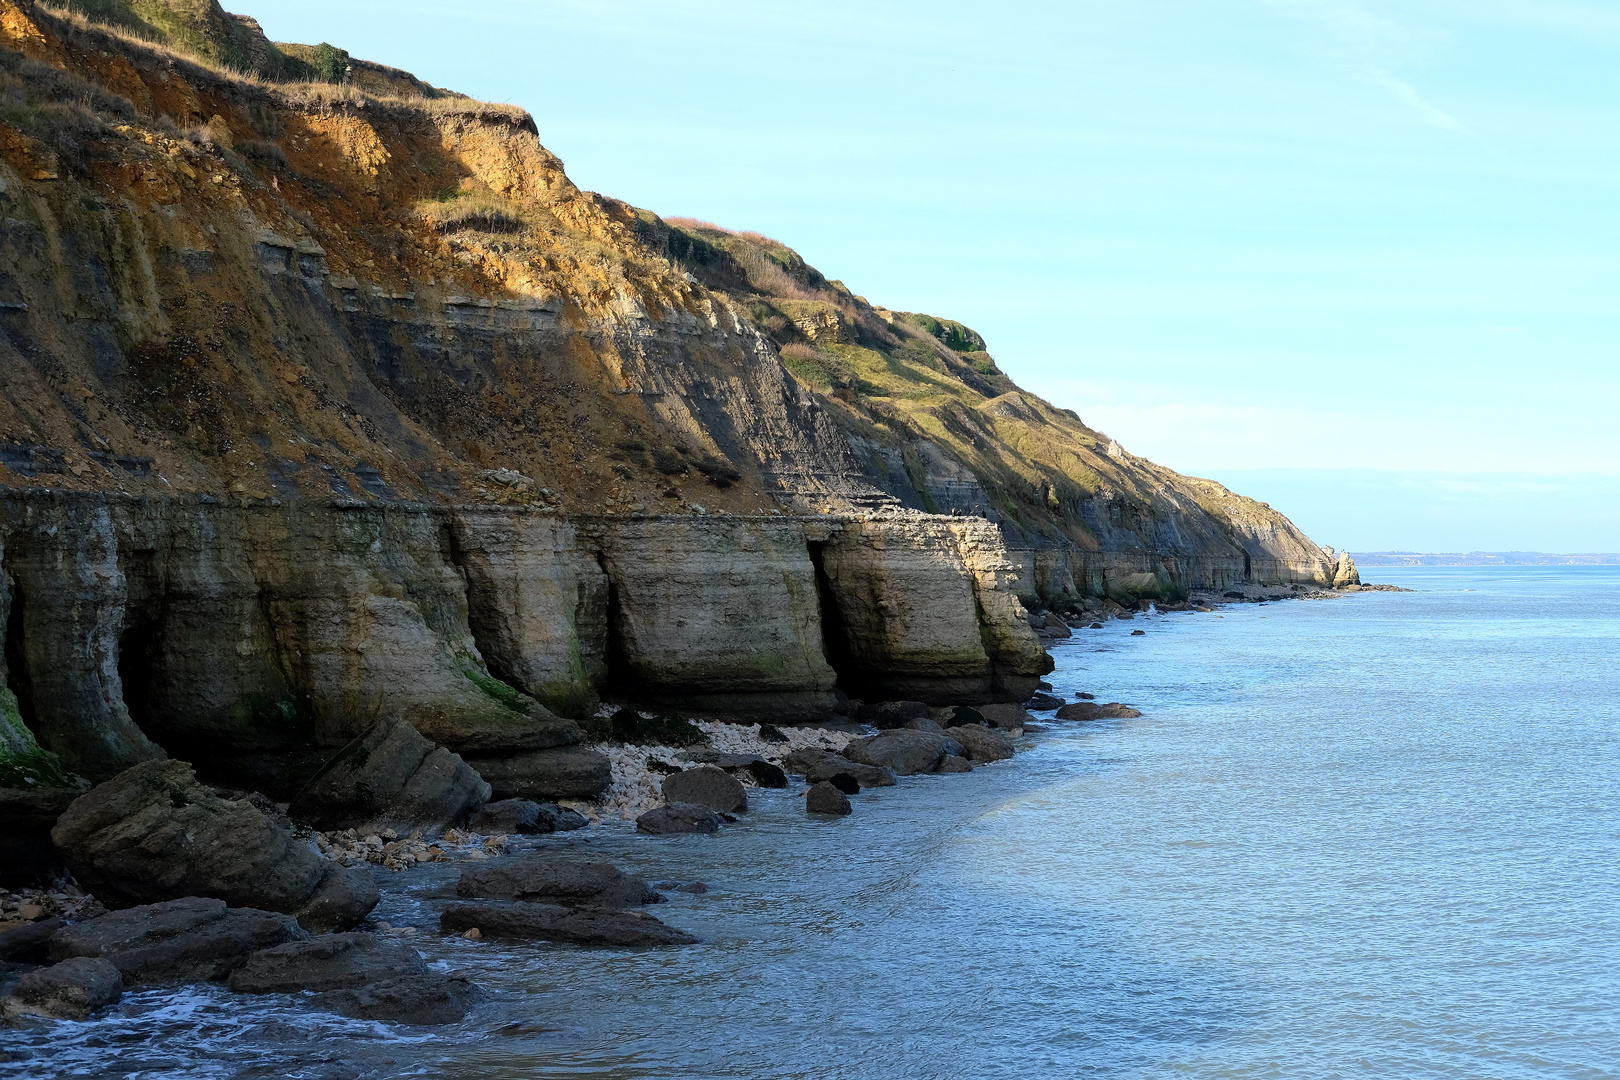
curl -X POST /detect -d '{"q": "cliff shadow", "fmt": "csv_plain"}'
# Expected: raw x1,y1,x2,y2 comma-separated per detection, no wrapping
806,539,860,698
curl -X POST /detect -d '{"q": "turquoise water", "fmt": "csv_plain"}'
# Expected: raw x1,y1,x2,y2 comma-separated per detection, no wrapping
9,566,1619,1078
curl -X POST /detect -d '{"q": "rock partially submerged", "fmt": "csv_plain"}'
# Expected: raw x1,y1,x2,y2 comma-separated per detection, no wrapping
440,900,697,946
782,749,896,789
287,717,489,834
0,918,66,964
469,798,588,835
661,766,747,813
315,973,484,1026
1055,702,1143,721
228,932,426,994
456,857,656,907
842,730,965,776
635,803,724,834
944,725,1014,763
49,897,307,986
975,703,1033,732
1,956,122,1021
805,781,852,816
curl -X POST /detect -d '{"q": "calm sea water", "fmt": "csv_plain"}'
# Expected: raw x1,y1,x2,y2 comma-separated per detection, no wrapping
8,566,1619,1079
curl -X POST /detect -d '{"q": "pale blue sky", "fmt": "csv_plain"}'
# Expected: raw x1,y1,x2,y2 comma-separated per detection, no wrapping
254,1,1620,551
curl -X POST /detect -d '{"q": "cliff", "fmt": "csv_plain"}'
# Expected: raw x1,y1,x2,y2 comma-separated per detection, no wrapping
0,0,1336,793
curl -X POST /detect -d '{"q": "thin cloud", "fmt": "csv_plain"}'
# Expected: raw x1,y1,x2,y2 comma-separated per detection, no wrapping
1366,68,1461,129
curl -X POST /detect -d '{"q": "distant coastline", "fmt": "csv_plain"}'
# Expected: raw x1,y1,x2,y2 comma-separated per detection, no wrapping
1351,551,1620,567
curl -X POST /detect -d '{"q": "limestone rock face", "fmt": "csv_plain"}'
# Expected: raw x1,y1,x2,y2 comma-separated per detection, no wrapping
1332,550,1362,588
51,760,326,913
465,746,613,801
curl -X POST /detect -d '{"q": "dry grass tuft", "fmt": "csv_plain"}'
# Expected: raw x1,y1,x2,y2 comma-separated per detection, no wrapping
417,188,527,234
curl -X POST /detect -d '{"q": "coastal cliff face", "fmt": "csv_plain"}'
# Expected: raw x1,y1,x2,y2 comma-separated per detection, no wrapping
0,0,1332,793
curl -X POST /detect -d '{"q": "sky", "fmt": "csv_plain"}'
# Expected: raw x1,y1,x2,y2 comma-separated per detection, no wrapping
252,0,1620,552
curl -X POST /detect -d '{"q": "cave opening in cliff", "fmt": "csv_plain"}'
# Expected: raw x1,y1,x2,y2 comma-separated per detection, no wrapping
116,616,163,752
2,573,38,735
806,541,859,695
601,576,641,703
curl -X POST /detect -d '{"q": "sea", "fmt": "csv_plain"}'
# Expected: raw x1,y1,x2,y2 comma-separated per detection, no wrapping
7,565,1618,1079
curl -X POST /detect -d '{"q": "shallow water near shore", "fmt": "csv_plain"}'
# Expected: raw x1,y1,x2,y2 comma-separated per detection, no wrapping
7,566,1619,1079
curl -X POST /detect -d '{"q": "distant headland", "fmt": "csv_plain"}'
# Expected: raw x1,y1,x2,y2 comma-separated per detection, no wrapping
1352,552,1620,566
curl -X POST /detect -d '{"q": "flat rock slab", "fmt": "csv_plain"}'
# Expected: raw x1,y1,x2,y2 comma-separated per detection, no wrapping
469,799,588,835
456,858,655,907
229,932,427,994
465,747,612,802
1055,702,1143,721
49,897,308,986
314,973,484,1026
805,782,852,816
944,725,1014,763
440,900,698,946
843,730,964,776
661,766,746,813
636,803,724,834
2,956,122,1021
782,749,896,789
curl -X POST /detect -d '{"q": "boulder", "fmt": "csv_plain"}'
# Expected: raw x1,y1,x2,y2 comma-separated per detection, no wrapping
976,703,1033,732
1074,692,1096,700
1025,692,1064,711
934,755,973,773
856,700,932,730
1042,613,1072,638
0,785,78,887
314,973,484,1026
1055,702,1143,721
945,725,1015,763
456,858,656,908
826,773,860,795
50,760,327,915
228,932,426,993
904,718,944,733
805,782,852,816
757,724,790,743
469,799,588,835
929,705,986,727
635,803,724,834
49,897,307,986
740,759,788,788
677,752,787,788
464,747,612,801
294,865,381,934
439,900,698,946
1,956,121,1020
842,730,964,776
661,766,747,813
287,717,489,833
782,749,896,789
0,917,65,963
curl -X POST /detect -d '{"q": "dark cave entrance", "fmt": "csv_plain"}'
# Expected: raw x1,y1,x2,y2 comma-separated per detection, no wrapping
2,573,37,734
806,540,860,697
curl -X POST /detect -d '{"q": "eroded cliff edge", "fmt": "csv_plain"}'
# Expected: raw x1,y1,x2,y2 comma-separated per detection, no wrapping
0,0,1338,790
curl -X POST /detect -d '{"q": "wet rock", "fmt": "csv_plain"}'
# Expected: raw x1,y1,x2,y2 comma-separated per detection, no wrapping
469,798,588,835
50,760,326,914
287,717,489,834
635,802,724,834
783,748,896,789
975,703,1032,732
757,724,790,743
827,773,861,795
440,900,698,946
661,766,747,813
676,751,787,788
1025,692,1064,711
739,759,788,788
1041,613,1072,638
1131,629,1145,636
0,917,65,963
1074,692,1096,700
842,730,964,776
294,865,380,934
456,857,656,907
314,973,484,1026
805,781,852,816
1055,701,1143,721
464,746,613,802
1088,622,1104,629
944,725,1015,763
933,755,973,773
49,897,308,985
857,700,932,730
904,717,944,733
653,881,709,894
1,956,121,1020
228,932,427,994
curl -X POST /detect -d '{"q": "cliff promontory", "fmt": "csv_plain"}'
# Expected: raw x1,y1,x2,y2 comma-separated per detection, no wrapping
0,0,1339,798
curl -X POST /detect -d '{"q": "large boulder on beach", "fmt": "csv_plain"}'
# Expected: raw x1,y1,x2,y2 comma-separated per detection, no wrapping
295,865,381,934
805,782,852,816
51,760,324,914
1,956,122,1021
228,932,427,994
287,717,489,834
463,747,612,802
468,799,587,835
440,900,698,946
456,857,656,908
679,751,790,788
858,700,932,730
1055,701,1142,721
976,703,1033,732
782,748,897,789
49,896,307,986
635,803,724,834
661,766,747,813
1024,692,1064,711
315,973,484,1026
842,730,964,776
945,725,1015,763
